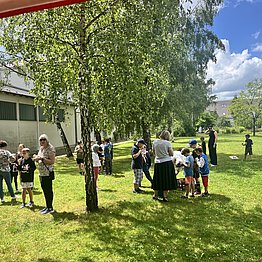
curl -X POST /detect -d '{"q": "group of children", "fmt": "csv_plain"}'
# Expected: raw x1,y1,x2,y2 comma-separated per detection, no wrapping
74,138,113,189
178,133,254,198
1,142,36,208
179,145,209,199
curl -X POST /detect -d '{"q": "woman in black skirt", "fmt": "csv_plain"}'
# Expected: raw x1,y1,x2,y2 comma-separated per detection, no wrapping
152,130,177,201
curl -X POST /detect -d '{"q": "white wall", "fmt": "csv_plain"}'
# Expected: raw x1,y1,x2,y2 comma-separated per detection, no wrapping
0,92,82,154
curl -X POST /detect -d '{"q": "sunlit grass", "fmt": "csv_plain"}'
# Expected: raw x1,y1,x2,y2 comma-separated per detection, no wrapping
0,133,261,261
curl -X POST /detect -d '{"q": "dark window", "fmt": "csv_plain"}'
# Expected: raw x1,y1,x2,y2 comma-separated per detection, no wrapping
57,109,65,122
38,107,51,122
0,101,17,120
19,104,36,121
39,107,64,122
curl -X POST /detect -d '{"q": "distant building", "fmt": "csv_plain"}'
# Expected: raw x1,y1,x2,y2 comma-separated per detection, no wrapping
0,72,95,154
206,100,233,121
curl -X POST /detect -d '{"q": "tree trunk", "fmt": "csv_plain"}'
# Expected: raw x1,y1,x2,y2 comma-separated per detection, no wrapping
79,4,98,212
252,117,256,137
55,121,73,157
142,121,152,151
94,129,102,145
80,106,98,212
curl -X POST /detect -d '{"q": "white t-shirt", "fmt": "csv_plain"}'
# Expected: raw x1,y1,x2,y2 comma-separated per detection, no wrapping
153,139,172,163
173,151,186,165
92,152,101,167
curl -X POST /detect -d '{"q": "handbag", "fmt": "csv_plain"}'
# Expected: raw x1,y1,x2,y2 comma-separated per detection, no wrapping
43,161,55,180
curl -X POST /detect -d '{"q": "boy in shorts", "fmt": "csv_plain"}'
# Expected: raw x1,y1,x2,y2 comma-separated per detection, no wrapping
18,148,36,208
242,134,253,160
131,139,146,193
195,148,210,197
181,148,195,198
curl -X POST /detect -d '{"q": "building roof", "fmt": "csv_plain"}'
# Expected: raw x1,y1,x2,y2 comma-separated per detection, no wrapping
1,84,35,98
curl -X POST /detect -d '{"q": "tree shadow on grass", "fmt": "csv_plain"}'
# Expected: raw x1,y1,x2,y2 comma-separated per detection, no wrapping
37,258,60,262
99,189,118,193
51,193,261,261
212,153,261,178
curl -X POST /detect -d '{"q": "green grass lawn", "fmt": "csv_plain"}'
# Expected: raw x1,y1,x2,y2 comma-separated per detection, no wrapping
1,133,262,262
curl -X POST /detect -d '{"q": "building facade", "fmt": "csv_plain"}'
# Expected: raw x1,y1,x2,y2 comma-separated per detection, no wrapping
0,72,93,154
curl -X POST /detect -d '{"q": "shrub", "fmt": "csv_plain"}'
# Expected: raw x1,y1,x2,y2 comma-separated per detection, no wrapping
225,127,231,134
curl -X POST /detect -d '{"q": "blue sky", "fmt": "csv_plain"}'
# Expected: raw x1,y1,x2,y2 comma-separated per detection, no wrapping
206,0,262,100
214,0,262,58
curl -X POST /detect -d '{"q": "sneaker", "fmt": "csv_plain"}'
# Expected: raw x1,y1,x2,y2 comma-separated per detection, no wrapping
181,195,188,199
40,207,48,214
194,191,201,195
41,208,54,215
15,190,20,194
152,196,159,200
201,192,209,197
189,194,195,198
20,203,25,208
133,188,144,194
27,201,34,207
1,199,4,203
162,197,168,202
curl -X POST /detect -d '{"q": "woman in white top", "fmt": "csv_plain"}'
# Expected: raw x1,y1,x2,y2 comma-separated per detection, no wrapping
152,130,177,201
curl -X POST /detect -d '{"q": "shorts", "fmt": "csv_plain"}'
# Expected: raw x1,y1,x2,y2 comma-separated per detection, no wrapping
185,176,194,185
76,158,84,164
93,166,100,176
133,169,143,185
21,182,34,189
245,147,252,155
193,163,200,179
201,176,208,188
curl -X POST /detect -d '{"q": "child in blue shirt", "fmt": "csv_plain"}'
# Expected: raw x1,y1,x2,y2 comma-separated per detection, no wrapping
181,148,195,198
195,148,210,197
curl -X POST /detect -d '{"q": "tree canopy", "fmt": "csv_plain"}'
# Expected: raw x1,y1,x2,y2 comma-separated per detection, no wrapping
0,0,224,210
229,78,262,136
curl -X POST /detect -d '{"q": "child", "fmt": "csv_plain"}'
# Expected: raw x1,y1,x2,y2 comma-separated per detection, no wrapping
10,160,19,193
181,148,195,198
141,145,153,186
242,134,253,160
195,148,210,197
200,137,206,155
97,145,104,174
74,140,84,175
188,140,201,195
104,139,112,175
92,144,101,190
18,148,36,208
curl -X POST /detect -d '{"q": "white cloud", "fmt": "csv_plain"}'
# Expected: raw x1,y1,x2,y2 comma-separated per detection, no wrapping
207,39,262,100
252,43,262,52
252,31,261,39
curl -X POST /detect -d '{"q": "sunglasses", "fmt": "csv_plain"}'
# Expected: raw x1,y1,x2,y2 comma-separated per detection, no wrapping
40,138,47,141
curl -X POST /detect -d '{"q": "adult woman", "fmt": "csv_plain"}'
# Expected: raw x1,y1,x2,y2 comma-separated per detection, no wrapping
34,134,56,214
152,130,177,201
0,140,16,202
205,126,218,166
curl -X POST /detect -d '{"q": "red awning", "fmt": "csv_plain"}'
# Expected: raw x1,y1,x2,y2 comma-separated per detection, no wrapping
0,0,89,18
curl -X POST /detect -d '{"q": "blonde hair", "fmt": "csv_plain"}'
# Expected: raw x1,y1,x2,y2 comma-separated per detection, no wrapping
17,144,25,153
160,130,171,141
